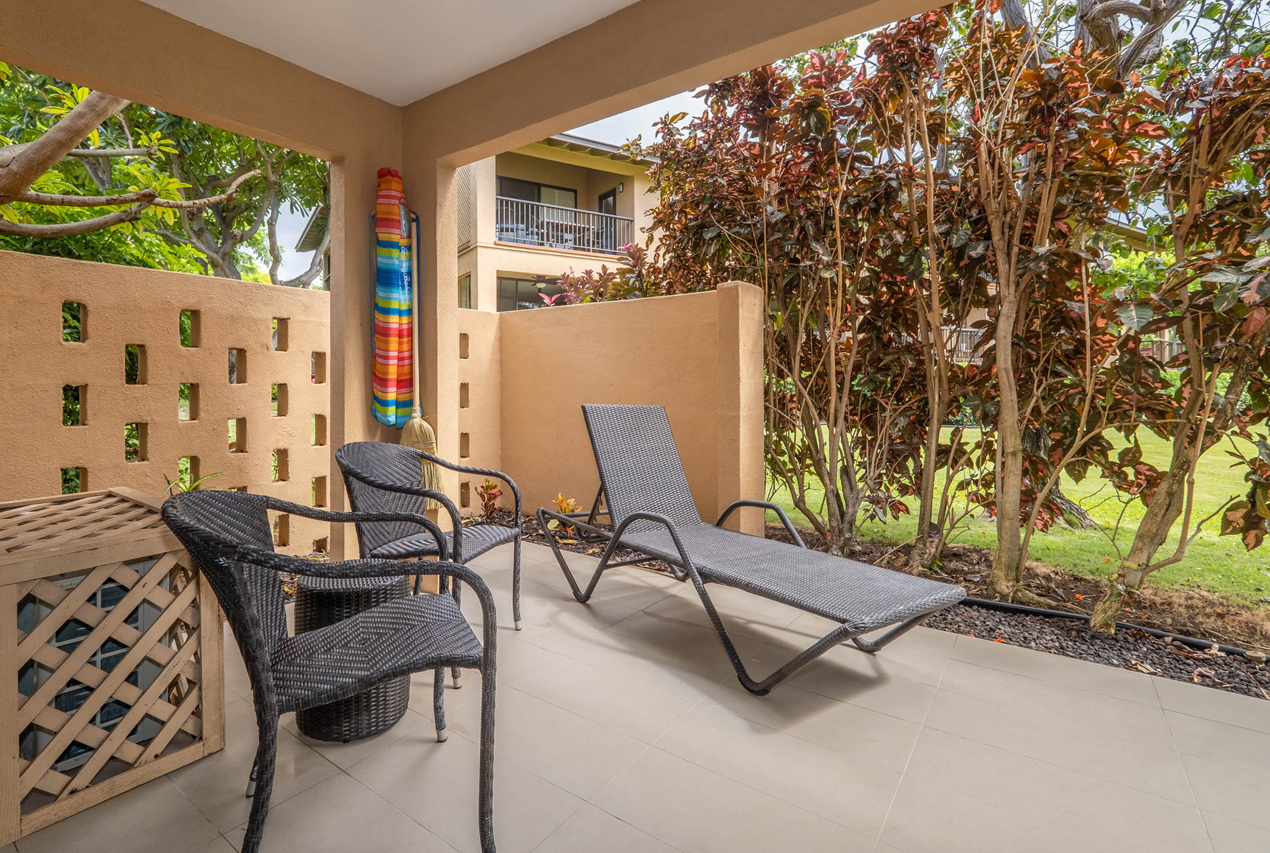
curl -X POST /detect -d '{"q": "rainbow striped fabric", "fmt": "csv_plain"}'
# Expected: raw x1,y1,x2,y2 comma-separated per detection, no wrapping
372,167,414,428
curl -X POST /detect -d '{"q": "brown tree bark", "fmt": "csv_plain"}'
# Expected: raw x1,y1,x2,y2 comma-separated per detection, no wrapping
0,91,129,204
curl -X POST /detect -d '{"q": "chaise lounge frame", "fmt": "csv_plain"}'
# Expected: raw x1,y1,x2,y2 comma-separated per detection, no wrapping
537,404,965,696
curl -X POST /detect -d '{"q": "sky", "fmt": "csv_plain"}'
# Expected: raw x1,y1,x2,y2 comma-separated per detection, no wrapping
273,205,314,280
567,89,699,148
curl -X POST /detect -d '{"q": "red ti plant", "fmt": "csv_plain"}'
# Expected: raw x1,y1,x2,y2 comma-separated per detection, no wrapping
1091,54,1270,631
475,478,502,525
944,10,1173,602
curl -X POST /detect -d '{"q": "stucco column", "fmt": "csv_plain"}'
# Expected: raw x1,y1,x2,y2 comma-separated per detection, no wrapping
715,281,765,535
404,155,463,514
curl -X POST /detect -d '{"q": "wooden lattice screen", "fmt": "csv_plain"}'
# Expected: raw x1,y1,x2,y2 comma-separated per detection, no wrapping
0,488,224,845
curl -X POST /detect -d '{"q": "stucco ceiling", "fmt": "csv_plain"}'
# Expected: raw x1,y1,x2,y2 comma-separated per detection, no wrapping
139,0,642,106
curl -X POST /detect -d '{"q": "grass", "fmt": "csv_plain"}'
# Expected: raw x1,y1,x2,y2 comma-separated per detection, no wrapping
766,430,1270,604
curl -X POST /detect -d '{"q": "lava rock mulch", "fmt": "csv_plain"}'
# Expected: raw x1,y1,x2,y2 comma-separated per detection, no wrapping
508,511,1270,702
924,603,1270,701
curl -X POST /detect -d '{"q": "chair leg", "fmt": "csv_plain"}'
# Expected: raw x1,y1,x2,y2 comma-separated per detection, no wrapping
433,666,447,742
477,663,497,852
512,534,522,630
241,718,279,853
851,614,929,654
690,578,861,696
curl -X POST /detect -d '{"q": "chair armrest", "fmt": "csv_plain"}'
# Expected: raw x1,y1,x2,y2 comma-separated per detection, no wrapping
535,507,610,540
229,547,499,648
714,500,805,548
607,511,700,582
227,546,459,581
413,451,523,527
262,497,451,560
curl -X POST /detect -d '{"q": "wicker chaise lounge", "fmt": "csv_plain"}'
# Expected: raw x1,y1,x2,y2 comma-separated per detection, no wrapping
536,404,966,696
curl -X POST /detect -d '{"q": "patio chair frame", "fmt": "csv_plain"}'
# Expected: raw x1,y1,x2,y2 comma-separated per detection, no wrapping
162,492,497,853
536,404,961,696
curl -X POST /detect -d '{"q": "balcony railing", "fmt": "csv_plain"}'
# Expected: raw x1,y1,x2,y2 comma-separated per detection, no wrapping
495,196,633,256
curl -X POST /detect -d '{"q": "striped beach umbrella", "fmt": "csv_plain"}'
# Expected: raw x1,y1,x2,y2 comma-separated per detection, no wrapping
372,168,414,428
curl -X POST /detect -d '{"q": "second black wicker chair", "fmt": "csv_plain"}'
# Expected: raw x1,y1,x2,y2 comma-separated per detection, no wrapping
161,491,498,853
336,441,524,630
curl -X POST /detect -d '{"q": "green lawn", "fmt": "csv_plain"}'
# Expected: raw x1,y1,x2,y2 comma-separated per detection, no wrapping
766,430,1270,604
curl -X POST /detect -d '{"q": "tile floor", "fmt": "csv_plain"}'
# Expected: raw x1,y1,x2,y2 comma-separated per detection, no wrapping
14,542,1270,853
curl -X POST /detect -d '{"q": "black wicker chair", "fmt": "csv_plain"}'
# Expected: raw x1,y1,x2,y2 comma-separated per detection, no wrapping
537,404,966,696
336,441,524,631
161,491,497,853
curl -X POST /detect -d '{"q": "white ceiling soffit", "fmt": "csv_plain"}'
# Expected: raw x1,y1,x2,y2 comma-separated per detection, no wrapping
139,0,642,106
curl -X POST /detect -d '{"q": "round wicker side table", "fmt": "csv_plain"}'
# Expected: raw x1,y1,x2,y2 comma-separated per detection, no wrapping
293,574,411,742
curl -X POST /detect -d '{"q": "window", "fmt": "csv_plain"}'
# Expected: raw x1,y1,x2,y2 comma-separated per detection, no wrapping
179,383,199,421
125,345,147,384
228,348,247,384
458,274,473,309
497,177,577,209
497,276,565,312
180,310,200,347
62,302,85,342
271,318,289,351
63,385,86,426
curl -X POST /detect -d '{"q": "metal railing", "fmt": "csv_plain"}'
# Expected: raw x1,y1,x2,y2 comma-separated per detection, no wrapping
946,327,985,365
495,196,633,256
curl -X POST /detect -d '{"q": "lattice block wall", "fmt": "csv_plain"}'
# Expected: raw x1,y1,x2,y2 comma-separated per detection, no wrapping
0,249,332,555
0,488,224,845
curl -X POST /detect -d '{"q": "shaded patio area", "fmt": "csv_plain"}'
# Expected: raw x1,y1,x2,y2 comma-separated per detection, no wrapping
10,542,1266,853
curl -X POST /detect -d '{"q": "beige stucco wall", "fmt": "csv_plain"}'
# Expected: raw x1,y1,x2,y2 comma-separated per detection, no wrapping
0,250,332,554
451,283,764,535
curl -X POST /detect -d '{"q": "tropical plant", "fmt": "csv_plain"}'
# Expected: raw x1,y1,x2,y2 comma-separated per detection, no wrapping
475,478,502,525
1089,53,1270,631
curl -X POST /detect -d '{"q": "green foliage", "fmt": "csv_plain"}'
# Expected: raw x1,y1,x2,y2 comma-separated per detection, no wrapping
0,63,327,280
615,2,1270,597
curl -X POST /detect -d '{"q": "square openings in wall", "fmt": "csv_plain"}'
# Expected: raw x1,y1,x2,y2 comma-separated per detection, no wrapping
124,423,148,462
62,385,86,426
459,481,471,509
62,303,85,342
272,449,289,482
311,476,327,508
61,467,86,494
460,433,470,458
178,455,200,490
459,333,469,359
311,352,326,384
272,384,288,417
272,513,290,547
180,310,200,347
125,345,147,385
312,414,327,447
312,537,329,555
271,318,289,352
228,418,247,453
460,383,470,409
228,349,247,384
179,383,199,421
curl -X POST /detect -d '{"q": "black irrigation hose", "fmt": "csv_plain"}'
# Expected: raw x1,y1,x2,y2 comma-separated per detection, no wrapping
959,595,1256,659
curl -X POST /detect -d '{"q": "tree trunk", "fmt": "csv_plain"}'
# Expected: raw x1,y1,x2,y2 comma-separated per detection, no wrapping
989,296,1024,599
